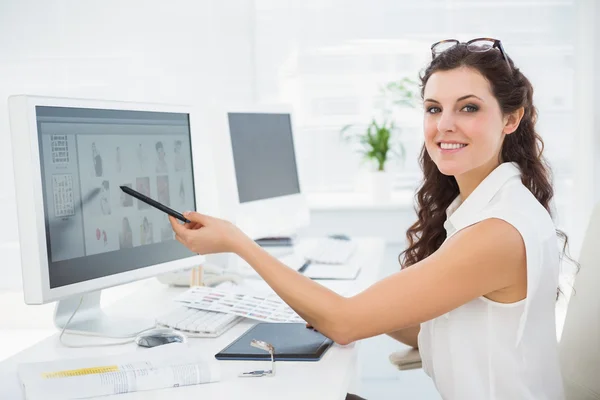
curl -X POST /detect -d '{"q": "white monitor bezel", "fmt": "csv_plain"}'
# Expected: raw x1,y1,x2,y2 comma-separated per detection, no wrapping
224,104,310,240
8,95,217,304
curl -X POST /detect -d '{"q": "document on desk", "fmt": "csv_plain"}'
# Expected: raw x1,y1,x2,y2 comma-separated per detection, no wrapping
17,343,219,400
175,286,305,323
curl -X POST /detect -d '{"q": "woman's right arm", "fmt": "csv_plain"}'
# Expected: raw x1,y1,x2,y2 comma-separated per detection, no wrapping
387,324,420,348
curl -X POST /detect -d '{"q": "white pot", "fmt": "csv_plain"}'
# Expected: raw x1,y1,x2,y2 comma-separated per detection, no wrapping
369,170,392,203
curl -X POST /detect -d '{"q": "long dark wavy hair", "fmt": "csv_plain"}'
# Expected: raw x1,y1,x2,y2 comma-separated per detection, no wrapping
399,44,574,293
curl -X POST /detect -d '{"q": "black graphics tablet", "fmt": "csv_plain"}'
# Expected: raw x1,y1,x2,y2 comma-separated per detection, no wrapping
215,323,333,361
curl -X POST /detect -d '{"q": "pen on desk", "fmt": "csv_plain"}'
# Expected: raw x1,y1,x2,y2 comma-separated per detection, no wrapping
298,260,311,274
190,267,197,287
190,265,203,287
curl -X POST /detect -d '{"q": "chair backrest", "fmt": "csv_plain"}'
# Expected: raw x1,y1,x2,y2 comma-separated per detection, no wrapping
559,203,600,399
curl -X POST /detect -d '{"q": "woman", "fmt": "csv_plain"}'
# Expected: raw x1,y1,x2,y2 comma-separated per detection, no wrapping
169,39,566,399
92,142,103,177
100,180,111,215
116,146,122,173
119,217,133,249
141,216,153,245
155,141,168,173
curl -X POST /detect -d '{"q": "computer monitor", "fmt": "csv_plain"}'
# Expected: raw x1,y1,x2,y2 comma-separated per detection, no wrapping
8,95,221,337
226,107,310,240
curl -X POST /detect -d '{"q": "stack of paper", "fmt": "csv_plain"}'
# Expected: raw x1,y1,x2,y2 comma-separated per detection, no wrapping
18,343,219,399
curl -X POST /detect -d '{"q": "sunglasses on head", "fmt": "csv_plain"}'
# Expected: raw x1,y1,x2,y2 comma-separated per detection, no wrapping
431,38,511,70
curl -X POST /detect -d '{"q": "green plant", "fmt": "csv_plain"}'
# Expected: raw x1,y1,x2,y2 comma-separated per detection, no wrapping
341,119,404,172
382,77,420,109
340,77,419,172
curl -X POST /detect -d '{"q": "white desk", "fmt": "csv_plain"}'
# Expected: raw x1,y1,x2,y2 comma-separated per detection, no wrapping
0,237,385,400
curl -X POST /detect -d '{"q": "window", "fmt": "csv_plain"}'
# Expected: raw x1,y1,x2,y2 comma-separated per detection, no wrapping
254,0,575,234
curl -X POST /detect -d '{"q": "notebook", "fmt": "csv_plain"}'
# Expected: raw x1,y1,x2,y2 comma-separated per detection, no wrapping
215,323,333,361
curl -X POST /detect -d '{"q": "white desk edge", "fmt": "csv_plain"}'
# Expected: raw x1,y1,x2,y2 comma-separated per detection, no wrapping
0,237,386,400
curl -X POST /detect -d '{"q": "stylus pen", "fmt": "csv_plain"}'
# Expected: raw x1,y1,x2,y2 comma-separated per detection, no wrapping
298,260,311,274
119,185,191,223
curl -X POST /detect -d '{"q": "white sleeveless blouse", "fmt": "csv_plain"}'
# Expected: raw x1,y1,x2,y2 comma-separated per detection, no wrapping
418,162,565,399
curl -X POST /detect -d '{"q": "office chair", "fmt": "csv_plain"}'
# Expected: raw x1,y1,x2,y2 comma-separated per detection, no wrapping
388,346,422,371
559,202,600,399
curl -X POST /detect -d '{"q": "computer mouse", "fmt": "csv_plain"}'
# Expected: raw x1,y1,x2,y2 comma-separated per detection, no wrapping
134,327,188,348
328,234,351,241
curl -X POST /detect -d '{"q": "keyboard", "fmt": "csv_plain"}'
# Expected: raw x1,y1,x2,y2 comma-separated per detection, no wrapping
156,305,242,338
302,237,358,264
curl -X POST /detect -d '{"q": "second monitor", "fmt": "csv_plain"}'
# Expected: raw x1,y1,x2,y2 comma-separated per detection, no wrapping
227,110,310,241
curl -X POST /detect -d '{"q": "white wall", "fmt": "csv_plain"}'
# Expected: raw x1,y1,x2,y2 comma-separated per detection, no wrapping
592,3,600,205
573,0,600,255
0,0,256,289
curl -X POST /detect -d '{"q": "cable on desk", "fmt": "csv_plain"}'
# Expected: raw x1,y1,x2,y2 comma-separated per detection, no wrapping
58,296,136,348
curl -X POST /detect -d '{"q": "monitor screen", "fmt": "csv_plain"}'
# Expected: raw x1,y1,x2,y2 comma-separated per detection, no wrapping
227,112,300,203
36,106,197,288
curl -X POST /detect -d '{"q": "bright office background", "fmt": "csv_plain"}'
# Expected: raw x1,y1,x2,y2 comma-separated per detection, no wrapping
0,1,598,397
254,0,578,240
0,0,596,307
2,0,595,280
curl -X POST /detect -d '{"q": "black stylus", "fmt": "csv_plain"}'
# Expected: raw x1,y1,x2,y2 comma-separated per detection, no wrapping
119,185,191,223
298,260,311,274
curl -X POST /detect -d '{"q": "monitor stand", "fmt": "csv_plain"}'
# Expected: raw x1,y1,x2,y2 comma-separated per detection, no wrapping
54,290,155,338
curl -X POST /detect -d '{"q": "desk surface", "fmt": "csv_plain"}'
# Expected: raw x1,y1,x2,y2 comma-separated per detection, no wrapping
0,237,385,400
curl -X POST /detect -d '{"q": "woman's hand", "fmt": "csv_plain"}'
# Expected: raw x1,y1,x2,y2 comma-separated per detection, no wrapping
169,211,248,255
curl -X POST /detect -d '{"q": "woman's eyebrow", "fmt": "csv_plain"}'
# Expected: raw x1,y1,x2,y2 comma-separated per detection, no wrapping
424,94,484,103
